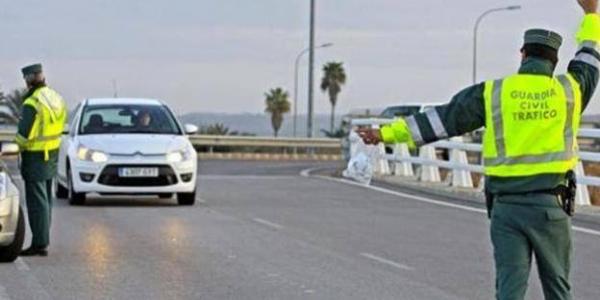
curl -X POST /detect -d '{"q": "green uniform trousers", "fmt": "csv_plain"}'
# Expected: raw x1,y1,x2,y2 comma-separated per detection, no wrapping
24,180,53,248
490,194,572,300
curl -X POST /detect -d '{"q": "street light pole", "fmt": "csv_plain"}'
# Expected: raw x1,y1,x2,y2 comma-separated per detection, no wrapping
473,5,521,84
307,0,316,138
293,43,333,137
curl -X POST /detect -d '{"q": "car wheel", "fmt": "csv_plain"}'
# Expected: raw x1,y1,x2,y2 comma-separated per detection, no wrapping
158,193,173,199
177,190,196,206
67,167,86,206
55,179,69,199
0,206,26,263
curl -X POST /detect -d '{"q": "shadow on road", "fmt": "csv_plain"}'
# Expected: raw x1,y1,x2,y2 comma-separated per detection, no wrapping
55,197,185,207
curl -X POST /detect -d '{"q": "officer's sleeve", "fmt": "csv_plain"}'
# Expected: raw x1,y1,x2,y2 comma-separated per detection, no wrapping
568,14,600,111
15,105,37,147
380,83,486,146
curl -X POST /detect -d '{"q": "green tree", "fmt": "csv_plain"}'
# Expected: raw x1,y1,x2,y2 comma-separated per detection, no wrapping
199,123,230,135
320,62,347,132
264,87,291,137
0,88,27,124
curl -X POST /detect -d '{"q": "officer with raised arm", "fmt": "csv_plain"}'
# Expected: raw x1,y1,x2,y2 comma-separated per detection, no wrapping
358,1,599,298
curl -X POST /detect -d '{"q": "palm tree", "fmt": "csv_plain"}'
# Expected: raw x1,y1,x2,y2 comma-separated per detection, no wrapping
264,88,291,137
6,88,27,116
320,62,346,132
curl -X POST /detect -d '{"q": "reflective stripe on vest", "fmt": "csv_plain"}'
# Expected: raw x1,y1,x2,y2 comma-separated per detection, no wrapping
482,74,581,177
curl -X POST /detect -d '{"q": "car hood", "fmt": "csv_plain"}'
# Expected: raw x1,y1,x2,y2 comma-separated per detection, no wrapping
77,134,190,155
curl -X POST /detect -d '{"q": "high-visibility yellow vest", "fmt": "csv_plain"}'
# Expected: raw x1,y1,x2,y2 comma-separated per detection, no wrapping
16,87,67,160
482,74,582,177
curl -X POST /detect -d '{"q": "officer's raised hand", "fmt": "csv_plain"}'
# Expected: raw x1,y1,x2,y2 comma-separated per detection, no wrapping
578,0,598,13
356,118,417,148
356,128,381,145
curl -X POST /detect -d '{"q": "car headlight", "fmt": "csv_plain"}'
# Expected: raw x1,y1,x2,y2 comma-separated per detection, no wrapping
166,148,192,163
77,145,109,163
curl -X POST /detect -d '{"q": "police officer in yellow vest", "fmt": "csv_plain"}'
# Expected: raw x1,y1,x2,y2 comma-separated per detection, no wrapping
358,0,599,299
15,64,67,257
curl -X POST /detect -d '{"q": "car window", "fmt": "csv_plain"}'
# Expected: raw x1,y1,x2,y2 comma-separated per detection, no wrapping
79,104,182,135
380,106,421,118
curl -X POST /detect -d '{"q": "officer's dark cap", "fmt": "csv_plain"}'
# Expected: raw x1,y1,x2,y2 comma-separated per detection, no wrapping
523,29,563,51
21,64,43,76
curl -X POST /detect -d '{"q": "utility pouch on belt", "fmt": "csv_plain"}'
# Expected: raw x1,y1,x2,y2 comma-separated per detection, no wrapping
485,188,494,219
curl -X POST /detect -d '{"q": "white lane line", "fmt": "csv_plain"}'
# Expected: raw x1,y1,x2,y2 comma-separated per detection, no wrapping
15,258,30,271
303,169,600,238
360,252,414,271
0,285,11,300
253,218,284,230
299,168,314,177
311,173,486,214
572,226,600,237
202,175,298,180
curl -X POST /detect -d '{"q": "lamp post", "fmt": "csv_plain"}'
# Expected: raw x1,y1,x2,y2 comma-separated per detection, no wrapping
293,43,333,137
307,0,316,138
473,5,521,84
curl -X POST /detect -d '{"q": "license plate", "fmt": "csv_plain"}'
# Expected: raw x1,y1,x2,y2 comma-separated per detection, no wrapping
118,167,159,178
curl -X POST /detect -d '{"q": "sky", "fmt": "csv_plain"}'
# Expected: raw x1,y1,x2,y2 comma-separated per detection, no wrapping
0,0,598,116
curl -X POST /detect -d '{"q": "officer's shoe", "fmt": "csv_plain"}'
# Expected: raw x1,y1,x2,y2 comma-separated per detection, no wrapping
20,246,48,257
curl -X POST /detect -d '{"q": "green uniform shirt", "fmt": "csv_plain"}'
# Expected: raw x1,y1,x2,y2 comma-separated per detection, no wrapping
17,84,59,181
406,55,598,194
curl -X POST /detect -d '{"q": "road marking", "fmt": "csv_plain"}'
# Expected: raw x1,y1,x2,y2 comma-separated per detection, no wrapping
299,168,313,177
202,175,298,180
302,169,600,238
0,285,11,300
571,226,600,237
308,173,486,214
360,252,414,271
253,218,283,230
15,258,30,271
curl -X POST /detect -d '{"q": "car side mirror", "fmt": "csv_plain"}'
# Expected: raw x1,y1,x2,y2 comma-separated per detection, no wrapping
1,143,19,155
184,124,198,135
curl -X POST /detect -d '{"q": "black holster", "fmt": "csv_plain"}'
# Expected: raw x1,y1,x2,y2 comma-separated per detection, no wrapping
546,171,577,216
485,189,494,219
558,171,577,216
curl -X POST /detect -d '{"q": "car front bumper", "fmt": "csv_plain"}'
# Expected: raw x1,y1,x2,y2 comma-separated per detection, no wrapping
0,194,20,246
70,155,197,194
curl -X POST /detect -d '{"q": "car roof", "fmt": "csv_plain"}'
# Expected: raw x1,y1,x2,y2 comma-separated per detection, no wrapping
85,98,163,106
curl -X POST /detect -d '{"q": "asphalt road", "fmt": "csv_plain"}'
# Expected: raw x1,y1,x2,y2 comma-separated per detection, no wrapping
1,160,600,300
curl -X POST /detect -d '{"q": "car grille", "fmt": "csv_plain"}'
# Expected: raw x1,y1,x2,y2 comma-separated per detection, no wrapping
98,165,179,187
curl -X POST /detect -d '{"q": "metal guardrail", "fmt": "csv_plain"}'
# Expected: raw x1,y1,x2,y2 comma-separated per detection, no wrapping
0,129,342,156
189,135,341,149
351,118,600,206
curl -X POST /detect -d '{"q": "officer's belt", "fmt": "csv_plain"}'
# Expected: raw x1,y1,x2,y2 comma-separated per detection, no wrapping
494,186,566,198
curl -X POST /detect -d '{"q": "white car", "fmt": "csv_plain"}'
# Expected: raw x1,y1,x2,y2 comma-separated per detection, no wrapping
56,98,198,206
0,143,24,263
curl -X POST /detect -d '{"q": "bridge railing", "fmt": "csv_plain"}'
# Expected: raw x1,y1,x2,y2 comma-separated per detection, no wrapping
0,130,342,160
351,118,600,206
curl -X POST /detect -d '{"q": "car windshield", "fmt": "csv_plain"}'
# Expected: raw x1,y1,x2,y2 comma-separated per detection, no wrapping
380,106,421,118
79,104,181,135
